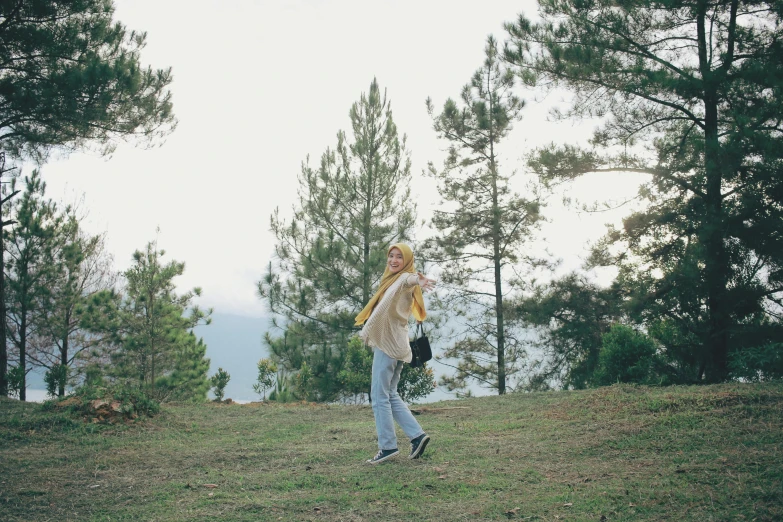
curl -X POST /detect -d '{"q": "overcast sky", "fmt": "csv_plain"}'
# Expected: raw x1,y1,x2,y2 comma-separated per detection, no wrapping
34,0,646,319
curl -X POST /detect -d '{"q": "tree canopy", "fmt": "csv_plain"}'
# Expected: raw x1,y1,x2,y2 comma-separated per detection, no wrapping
506,0,783,382
0,0,176,398
425,37,545,395
0,0,176,161
84,240,212,401
259,79,433,402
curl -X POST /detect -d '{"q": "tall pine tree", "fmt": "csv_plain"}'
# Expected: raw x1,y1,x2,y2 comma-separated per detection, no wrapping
259,79,417,402
0,152,19,396
29,214,116,397
505,0,783,382
0,0,176,396
425,37,545,395
4,171,62,401
514,273,625,390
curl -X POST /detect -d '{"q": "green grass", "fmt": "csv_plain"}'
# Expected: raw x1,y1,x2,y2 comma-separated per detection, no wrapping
1,382,782,521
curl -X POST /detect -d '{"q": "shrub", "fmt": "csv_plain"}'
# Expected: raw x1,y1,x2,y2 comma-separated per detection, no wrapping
210,367,230,402
45,364,68,399
52,384,160,422
592,324,658,386
337,338,372,403
268,371,296,402
337,337,436,403
111,385,161,417
83,364,106,388
295,362,314,401
399,365,436,403
729,343,783,382
252,359,277,400
6,365,25,399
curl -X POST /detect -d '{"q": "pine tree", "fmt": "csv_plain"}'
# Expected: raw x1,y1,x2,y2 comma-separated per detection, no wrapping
84,239,211,399
0,0,175,161
210,367,230,402
0,1,175,396
515,273,624,389
4,171,62,401
425,37,545,395
158,332,211,402
506,0,783,382
252,358,276,401
29,212,116,397
0,152,19,396
259,79,416,402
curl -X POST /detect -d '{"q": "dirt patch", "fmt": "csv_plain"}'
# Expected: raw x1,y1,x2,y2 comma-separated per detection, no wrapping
67,398,136,423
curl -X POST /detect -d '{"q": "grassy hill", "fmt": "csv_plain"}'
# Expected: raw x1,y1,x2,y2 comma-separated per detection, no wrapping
1,382,781,521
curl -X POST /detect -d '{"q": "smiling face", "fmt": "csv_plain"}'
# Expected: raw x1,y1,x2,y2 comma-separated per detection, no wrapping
387,247,404,274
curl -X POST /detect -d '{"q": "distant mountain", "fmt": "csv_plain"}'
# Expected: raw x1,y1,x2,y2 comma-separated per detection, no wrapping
195,313,273,402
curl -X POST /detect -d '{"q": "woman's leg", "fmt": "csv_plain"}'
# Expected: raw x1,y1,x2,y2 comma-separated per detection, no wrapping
371,348,398,450
388,359,425,440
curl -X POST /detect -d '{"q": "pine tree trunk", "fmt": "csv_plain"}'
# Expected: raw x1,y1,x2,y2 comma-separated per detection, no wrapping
490,155,506,395
0,157,14,397
362,121,378,307
147,288,154,390
698,3,730,382
488,82,506,394
59,320,68,397
0,225,6,397
494,249,505,394
19,312,26,401
363,219,371,306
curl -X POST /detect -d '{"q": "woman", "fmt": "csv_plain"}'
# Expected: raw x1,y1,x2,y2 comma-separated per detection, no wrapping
355,243,436,464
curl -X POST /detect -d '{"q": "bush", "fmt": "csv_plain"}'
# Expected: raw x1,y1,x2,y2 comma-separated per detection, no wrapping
592,324,658,386
399,364,436,403
83,364,106,388
268,371,296,402
295,362,315,401
51,384,160,422
210,368,230,402
112,385,161,417
337,338,372,403
337,337,436,403
729,343,783,382
45,364,68,399
252,359,277,400
6,365,25,399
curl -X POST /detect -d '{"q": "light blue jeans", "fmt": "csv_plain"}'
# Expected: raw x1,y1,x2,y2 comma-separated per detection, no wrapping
371,347,425,450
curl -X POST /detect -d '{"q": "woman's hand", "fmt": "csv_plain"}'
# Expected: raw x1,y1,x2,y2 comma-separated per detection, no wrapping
417,272,436,292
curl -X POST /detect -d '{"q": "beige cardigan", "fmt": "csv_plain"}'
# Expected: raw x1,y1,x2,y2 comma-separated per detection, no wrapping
359,273,420,362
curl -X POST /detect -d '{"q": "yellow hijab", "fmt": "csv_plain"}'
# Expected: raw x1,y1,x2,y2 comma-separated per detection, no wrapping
354,243,427,326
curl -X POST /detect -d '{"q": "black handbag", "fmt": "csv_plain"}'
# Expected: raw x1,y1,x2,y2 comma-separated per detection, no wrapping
409,323,432,368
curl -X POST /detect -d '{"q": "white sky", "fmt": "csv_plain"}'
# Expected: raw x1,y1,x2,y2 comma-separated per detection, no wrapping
35,0,647,318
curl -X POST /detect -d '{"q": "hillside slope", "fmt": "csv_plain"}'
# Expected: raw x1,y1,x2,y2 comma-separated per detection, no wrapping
1,382,781,521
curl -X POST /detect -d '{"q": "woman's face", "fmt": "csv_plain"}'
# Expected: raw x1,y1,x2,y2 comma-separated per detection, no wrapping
387,248,404,274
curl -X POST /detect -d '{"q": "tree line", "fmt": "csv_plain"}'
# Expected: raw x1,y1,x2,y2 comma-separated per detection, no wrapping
261,0,783,399
1,166,213,401
0,0,215,403
2,0,781,404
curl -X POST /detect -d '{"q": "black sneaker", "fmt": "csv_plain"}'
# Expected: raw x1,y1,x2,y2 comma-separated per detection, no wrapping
409,433,430,459
366,448,399,465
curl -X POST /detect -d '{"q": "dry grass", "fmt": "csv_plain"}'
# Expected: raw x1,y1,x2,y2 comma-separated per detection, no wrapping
1,382,782,521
